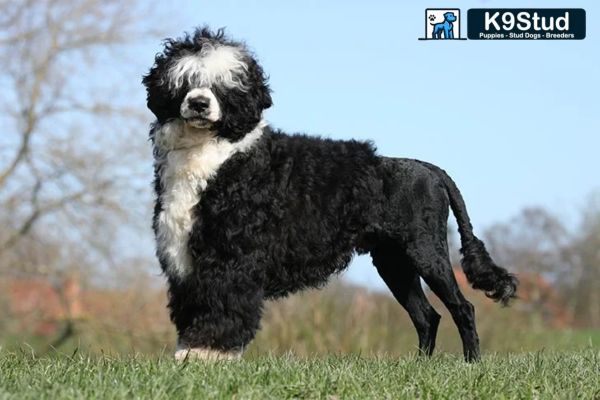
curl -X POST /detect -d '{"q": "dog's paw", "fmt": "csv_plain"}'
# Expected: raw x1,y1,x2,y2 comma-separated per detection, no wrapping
428,15,436,22
174,347,242,362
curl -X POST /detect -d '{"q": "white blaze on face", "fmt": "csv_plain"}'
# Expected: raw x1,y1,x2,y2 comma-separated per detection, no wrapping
180,87,221,127
167,44,248,93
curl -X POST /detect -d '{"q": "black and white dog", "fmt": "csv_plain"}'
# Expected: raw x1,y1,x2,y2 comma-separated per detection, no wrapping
143,27,517,362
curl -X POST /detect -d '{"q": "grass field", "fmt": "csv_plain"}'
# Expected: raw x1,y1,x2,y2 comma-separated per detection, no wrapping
1,350,598,399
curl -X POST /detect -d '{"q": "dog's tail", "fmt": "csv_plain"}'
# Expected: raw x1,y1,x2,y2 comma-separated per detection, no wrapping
419,161,518,306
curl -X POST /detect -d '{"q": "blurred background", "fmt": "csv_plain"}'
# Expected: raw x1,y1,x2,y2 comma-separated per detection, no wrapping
0,0,598,357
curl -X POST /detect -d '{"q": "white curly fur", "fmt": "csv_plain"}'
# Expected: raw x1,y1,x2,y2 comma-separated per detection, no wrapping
153,120,265,280
167,44,248,92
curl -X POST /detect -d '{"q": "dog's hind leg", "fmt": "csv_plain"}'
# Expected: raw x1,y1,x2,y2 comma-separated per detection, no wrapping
371,243,441,356
406,239,480,362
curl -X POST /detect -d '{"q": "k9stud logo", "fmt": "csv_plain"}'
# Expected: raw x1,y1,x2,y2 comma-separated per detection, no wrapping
419,9,466,40
467,9,586,40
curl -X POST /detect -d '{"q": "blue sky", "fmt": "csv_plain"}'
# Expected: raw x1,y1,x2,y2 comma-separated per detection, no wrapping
132,1,599,288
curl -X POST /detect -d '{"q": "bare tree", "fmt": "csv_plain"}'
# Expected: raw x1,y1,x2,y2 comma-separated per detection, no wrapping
563,193,600,327
0,0,168,350
484,194,600,328
0,0,159,278
484,207,570,277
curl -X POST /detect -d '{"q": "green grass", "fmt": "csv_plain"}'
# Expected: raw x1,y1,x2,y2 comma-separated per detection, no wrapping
1,350,598,399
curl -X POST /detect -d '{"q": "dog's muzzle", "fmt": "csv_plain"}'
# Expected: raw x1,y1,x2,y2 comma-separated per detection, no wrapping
180,87,221,128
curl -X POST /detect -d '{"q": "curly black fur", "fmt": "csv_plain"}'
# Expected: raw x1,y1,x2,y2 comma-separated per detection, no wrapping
143,27,518,361
417,161,519,305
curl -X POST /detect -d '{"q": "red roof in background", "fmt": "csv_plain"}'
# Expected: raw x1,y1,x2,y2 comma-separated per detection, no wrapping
6,277,81,336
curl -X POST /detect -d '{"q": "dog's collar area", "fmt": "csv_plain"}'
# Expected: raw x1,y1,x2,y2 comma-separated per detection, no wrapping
153,119,266,153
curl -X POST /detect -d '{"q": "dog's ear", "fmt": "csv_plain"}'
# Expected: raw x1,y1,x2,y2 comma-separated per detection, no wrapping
258,83,272,110
142,61,182,122
143,84,179,122
143,79,166,119
248,58,272,110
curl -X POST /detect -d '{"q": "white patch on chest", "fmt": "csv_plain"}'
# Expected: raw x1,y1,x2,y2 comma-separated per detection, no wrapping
153,120,264,279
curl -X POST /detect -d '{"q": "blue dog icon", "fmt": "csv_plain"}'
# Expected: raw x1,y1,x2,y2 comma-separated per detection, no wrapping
430,12,456,39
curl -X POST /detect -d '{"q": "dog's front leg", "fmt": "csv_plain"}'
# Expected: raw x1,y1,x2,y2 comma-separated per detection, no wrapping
167,261,264,361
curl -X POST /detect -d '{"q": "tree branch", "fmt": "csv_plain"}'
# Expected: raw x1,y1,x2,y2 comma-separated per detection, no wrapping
0,187,94,253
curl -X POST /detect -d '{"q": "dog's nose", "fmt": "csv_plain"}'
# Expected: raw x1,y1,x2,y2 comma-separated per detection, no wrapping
188,97,209,113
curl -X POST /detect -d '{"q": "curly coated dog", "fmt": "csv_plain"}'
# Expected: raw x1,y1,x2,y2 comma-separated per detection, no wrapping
142,27,518,362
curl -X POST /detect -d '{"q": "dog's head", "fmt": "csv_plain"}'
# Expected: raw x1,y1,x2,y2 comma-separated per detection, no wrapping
143,27,272,141
444,12,457,22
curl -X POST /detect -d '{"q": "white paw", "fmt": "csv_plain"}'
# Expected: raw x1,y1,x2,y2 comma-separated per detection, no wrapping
174,347,242,361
